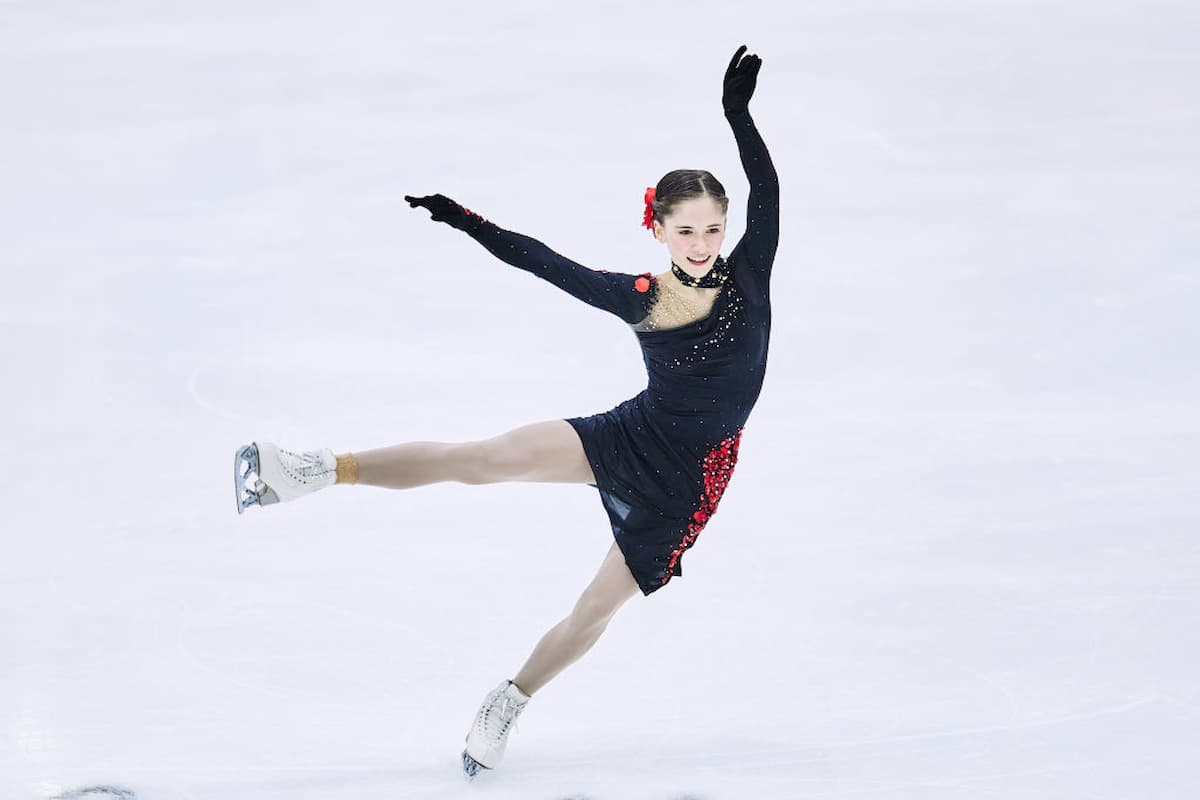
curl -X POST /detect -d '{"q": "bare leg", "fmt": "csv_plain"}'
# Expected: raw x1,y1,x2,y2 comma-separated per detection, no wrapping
512,542,640,695
351,419,595,489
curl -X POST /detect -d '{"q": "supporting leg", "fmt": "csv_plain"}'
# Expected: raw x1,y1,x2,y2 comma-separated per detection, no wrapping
512,542,640,695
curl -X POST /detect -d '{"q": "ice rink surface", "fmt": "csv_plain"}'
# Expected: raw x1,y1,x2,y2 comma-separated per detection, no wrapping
2,1,1198,798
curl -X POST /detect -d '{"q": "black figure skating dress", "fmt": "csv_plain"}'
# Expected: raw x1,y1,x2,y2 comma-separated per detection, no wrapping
459,109,777,595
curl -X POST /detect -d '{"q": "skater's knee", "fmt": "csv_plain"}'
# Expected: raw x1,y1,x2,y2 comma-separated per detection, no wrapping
569,591,620,632
454,441,509,485
467,436,537,484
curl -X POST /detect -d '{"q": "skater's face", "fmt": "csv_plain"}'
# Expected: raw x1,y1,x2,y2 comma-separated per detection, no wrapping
653,195,727,279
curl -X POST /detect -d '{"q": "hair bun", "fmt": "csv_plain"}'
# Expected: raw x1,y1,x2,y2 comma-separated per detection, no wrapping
642,187,657,231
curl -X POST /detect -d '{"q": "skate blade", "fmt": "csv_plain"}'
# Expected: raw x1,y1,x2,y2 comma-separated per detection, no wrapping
234,443,263,514
461,750,488,781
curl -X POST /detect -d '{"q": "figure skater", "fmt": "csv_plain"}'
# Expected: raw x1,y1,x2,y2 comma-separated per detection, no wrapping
233,44,778,778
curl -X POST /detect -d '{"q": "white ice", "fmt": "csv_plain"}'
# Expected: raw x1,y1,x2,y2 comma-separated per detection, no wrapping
1,1,1198,798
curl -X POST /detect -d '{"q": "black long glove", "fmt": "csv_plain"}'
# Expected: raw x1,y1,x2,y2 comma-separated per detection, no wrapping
404,193,485,232
722,44,762,116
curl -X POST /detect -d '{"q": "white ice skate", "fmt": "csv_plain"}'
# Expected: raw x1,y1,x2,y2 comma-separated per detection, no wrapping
234,442,336,514
462,680,531,779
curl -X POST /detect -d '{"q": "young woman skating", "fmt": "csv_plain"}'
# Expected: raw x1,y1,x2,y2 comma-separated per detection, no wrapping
233,44,778,778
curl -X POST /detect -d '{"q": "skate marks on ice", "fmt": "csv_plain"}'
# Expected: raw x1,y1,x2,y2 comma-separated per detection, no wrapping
51,787,138,800
718,694,1152,773
551,796,709,800
503,693,1159,798
546,796,708,800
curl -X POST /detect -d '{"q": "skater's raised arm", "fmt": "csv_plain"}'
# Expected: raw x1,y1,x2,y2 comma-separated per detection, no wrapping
405,193,656,325
722,46,779,282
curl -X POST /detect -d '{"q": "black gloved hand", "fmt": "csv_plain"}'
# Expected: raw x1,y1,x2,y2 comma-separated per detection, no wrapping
722,44,762,116
404,193,485,232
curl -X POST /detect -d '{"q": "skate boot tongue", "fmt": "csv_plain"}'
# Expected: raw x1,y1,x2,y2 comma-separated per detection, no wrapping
503,681,531,703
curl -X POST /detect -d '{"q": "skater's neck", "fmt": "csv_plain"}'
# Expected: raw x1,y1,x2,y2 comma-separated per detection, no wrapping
661,267,722,299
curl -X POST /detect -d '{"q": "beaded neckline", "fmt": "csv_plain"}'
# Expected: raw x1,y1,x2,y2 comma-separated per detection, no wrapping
670,255,731,288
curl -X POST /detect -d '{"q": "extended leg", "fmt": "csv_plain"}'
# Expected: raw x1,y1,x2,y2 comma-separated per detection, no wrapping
235,420,594,513
512,541,640,695
352,419,595,489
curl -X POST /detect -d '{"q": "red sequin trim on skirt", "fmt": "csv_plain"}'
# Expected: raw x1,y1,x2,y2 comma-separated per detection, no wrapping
663,428,744,583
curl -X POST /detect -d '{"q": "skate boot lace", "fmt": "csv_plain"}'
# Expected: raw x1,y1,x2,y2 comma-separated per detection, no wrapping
280,448,332,481
485,693,526,739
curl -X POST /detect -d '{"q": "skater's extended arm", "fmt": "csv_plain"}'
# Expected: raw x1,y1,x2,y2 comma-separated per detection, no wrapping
722,46,779,283
404,193,653,324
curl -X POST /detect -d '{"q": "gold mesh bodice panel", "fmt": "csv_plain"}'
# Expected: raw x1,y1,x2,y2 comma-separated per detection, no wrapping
631,281,724,333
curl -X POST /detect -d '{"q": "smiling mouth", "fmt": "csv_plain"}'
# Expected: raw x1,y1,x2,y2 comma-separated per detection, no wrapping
687,256,711,266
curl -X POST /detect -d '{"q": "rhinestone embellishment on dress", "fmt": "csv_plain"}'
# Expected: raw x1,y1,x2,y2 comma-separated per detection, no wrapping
662,428,744,583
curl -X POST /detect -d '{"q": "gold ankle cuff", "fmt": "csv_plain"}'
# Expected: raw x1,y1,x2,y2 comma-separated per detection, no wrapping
335,453,358,485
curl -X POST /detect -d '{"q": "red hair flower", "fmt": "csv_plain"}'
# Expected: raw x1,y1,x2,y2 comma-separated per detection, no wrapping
642,186,656,231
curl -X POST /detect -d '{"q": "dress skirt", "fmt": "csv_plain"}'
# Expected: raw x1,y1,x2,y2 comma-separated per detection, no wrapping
565,392,744,596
